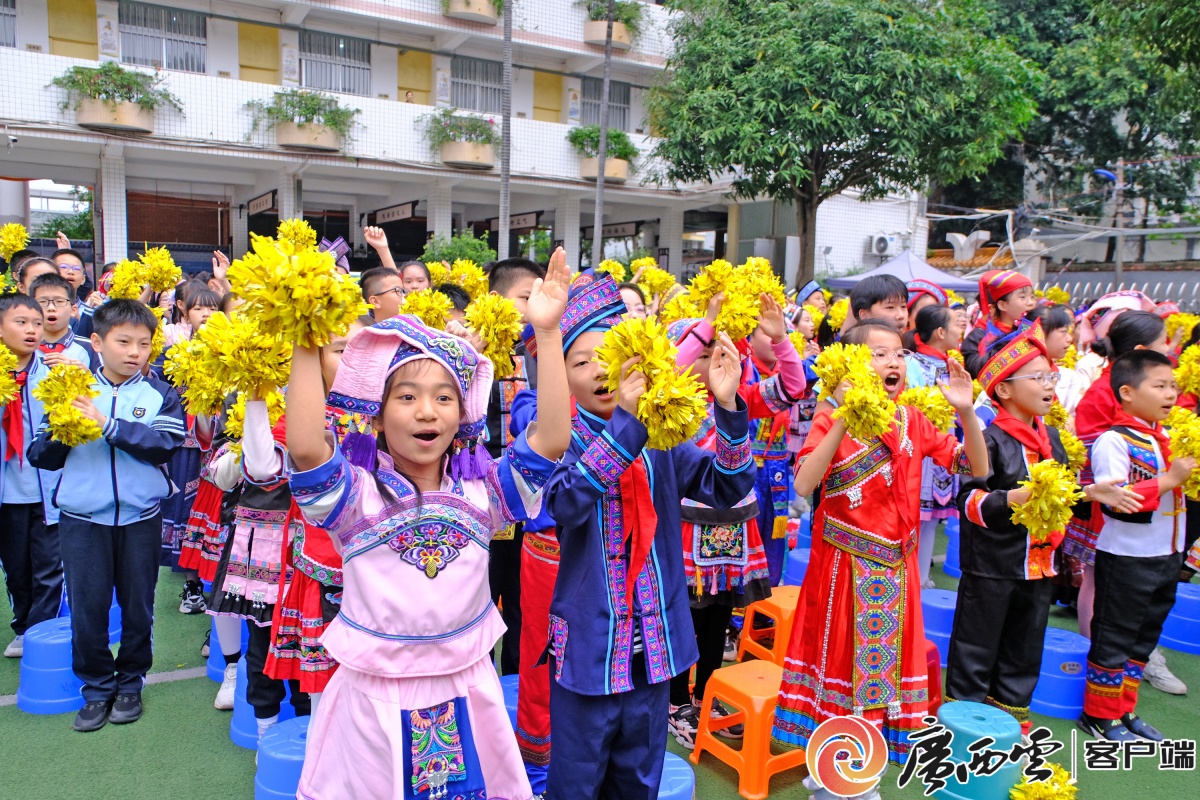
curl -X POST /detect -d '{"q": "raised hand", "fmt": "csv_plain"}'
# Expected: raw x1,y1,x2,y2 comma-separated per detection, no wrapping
705,291,725,324
56,231,71,250
938,357,975,413
757,294,786,343
618,356,646,417
525,247,570,332
211,250,230,282
708,332,742,410
363,226,388,251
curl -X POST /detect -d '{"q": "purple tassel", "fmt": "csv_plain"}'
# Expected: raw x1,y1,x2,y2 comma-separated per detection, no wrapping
341,430,379,472
450,441,493,482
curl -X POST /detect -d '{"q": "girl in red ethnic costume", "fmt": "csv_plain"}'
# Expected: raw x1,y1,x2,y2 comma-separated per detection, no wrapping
772,321,989,799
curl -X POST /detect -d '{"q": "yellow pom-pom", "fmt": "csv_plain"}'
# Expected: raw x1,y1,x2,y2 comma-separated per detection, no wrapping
0,343,18,405
1057,346,1078,370
802,304,824,333
108,259,148,300
813,342,869,402
223,391,286,441
0,223,30,264
686,260,734,311
400,289,452,330
945,289,965,307
822,288,832,303
230,233,370,349
1044,286,1071,305
713,289,761,342
426,260,449,287
636,263,677,301
948,349,964,364
444,259,489,301
138,246,181,293
465,293,524,378
789,331,808,358
276,218,317,252
1166,312,1200,345
1044,400,1068,430
32,364,103,446
972,379,984,401
833,361,897,441
1009,762,1076,800
193,312,292,397
659,292,701,324
593,317,708,450
898,386,955,433
1058,428,1087,475
596,260,627,283
1011,460,1086,542
149,307,165,362
711,258,787,342
1175,346,1200,397
827,298,849,332
164,338,229,418
1167,407,1200,500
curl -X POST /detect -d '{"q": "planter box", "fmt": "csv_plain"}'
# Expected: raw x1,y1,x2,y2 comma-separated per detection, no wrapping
440,141,495,170
74,99,154,134
583,20,632,51
580,157,629,184
444,0,498,25
275,122,341,151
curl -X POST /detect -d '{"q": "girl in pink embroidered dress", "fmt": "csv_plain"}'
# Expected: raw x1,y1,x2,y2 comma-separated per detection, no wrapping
285,253,572,800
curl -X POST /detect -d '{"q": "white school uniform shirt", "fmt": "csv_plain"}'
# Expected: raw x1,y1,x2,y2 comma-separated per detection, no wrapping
1091,422,1186,558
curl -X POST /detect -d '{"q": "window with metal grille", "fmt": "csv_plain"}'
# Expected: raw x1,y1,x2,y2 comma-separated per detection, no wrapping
581,78,631,131
300,31,371,96
0,0,15,49
450,56,503,114
118,1,206,73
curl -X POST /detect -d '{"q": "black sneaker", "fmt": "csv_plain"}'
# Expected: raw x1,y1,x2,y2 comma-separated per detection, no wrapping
710,698,745,739
1077,713,1141,742
179,580,207,614
109,693,143,724
1122,713,1165,741
200,629,211,658
73,699,113,732
668,703,701,750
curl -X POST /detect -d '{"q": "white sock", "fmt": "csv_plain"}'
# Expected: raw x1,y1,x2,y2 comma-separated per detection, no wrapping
257,714,279,736
214,616,243,658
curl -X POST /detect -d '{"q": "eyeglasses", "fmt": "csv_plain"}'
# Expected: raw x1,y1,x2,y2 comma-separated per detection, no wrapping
869,348,912,363
36,298,73,309
373,286,404,299
57,263,83,273
1003,371,1061,387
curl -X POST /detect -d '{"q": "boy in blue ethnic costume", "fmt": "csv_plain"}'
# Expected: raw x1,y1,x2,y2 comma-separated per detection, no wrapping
541,275,758,799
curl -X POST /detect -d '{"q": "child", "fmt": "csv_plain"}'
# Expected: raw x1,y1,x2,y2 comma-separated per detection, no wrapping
544,276,758,799
1080,350,1195,742
16,257,59,295
0,293,61,659
436,282,471,323
29,273,97,370
358,266,404,321
906,303,965,587
484,257,548,678
962,270,1036,378
948,325,1136,734
285,253,572,799
850,275,909,332
619,282,647,319
906,279,946,330
1029,303,1087,417
29,299,186,732
52,248,88,297
797,279,829,314
398,259,433,293
774,320,988,791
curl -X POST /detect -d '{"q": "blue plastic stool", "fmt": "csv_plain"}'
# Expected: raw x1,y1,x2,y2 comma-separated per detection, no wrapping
796,514,812,549
1160,582,1200,655
500,673,519,730
921,589,957,668
782,547,810,587
943,519,961,578
658,751,696,799
255,716,311,800
934,701,1022,800
16,618,84,715
230,658,298,750
207,618,250,682
1030,627,1089,720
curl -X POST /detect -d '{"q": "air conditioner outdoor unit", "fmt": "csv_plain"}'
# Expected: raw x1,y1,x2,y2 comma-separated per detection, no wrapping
869,233,902,258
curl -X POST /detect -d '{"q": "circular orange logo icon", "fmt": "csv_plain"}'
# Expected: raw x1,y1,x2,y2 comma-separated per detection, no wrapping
806,715,889,796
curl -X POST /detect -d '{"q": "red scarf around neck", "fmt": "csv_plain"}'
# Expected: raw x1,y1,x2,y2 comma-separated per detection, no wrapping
3,370,27,464
992,406,1054,461
618,455,658,615
915,340,950,364
1112,410,1172,464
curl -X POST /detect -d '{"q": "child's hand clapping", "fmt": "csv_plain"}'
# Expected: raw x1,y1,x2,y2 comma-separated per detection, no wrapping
708,332,741,411
525,247,570,333
70,395,107,427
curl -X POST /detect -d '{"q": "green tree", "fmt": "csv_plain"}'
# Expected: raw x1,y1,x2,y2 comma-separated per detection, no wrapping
421,230,497,264
1101,0,1200,73
33,189,93,240
647,0,1040,285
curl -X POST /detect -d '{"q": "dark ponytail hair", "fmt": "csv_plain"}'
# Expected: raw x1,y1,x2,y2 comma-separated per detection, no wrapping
1091,310,1165,360
1025,304,1074,336
909,304,953,350
842,319,904,347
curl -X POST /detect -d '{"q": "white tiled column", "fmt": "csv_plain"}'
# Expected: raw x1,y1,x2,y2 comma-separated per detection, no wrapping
554,193,581,270
276,170,298,220
428,183,453,239
99,148,127,265
659,206,684,278
349,199,362,250
229,193,249,255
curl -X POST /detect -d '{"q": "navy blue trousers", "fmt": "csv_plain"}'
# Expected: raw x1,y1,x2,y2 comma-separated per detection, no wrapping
547,655,670,800
0,502,62,635
60,513,161,702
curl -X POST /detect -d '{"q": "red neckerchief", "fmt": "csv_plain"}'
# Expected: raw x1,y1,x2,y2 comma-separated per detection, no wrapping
3,369,28,463
619,452,657,615
38,341,67,354
915,340,949,364
993,406,1054,461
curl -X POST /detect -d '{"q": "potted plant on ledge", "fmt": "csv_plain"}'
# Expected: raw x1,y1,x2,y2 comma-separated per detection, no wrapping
442,0,503,25
567,125,637,184
50,61,181,134
576,0,645,51
246,89,359,152
422,107,499,170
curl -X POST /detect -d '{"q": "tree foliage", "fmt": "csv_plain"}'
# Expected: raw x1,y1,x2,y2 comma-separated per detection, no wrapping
647,0,1040,284
1101,0,1200,72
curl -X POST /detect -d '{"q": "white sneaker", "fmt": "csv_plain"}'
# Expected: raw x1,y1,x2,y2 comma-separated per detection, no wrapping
214,663,237,710
1145,648,1187,695
4,635,23,658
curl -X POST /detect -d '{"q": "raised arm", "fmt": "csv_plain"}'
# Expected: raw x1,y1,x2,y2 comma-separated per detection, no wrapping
523,247,571,462
287,345,333,471
363,226,398,272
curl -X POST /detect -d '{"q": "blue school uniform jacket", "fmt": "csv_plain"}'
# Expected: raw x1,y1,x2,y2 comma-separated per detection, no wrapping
544,401,757,696
0,353,61,524
42,329,99,372
28,370,186,526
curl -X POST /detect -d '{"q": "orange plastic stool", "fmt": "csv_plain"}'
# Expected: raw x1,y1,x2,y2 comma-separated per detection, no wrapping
926,638,943,713
736,585,801,666
692,660,805,800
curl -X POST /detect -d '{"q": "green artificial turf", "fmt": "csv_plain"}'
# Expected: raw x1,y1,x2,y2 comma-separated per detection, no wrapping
0,537,1197,800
